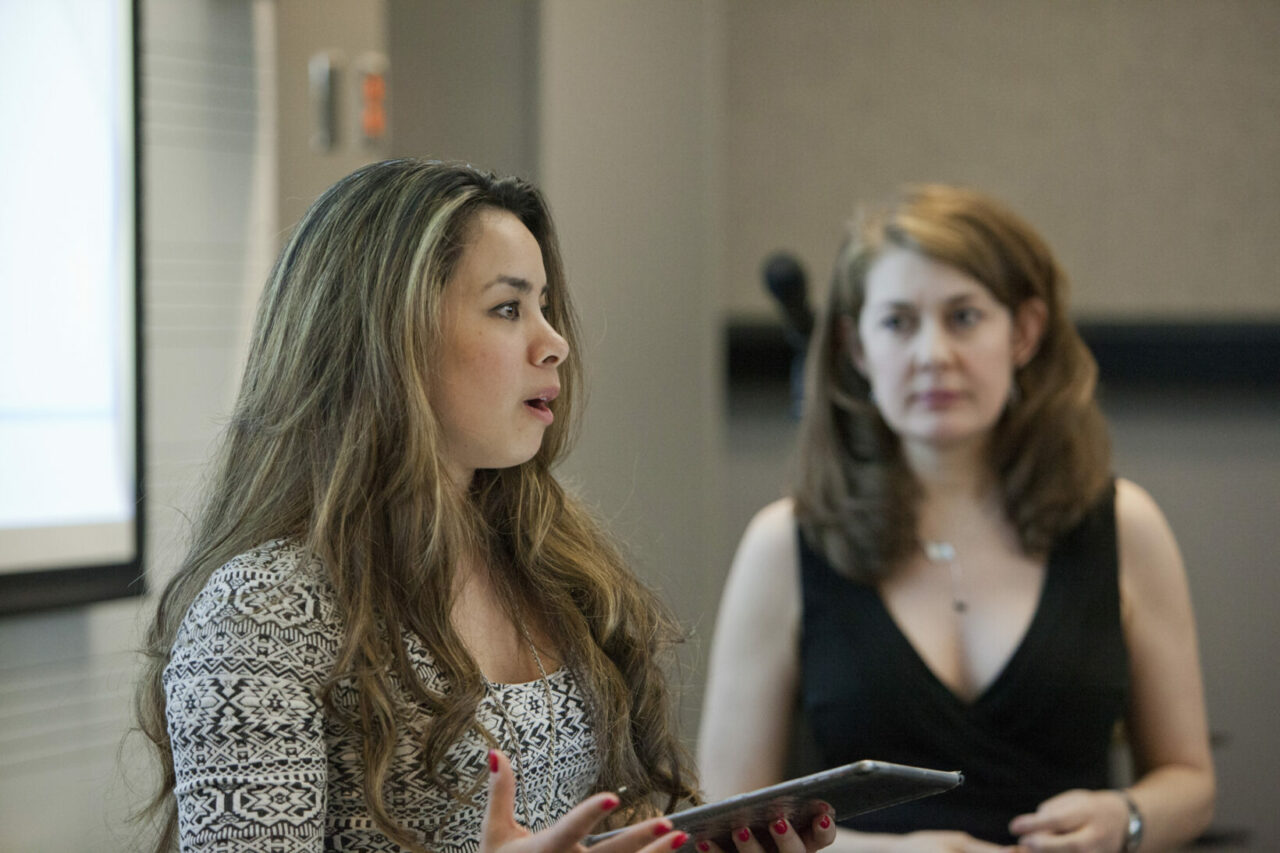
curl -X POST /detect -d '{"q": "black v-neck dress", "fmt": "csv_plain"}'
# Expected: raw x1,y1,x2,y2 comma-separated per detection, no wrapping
797,484,1127,845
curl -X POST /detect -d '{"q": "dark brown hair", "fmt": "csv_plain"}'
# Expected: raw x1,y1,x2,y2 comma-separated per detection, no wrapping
793,184,1111,581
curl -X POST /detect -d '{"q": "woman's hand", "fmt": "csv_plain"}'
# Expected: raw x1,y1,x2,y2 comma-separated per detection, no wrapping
694,808,838,853
1008,788,1128,852
783,808,840,853
480,750,688,853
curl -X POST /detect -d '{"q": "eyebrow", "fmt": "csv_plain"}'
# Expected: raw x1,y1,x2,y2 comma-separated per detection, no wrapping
873,293,981,309
484,275,548,295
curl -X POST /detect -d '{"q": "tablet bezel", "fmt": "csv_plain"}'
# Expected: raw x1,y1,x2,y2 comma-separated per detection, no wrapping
586,760,962,851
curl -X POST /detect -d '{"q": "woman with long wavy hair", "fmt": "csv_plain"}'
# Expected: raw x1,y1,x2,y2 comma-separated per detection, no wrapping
133,159,833,853
699,185,1214,852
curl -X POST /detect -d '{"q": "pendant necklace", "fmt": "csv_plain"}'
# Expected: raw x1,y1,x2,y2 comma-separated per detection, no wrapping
920,538,967,614
483,618,558,829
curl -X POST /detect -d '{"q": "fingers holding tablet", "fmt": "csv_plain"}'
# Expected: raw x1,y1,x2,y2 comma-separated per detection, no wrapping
763,805,836,853
793,805,837,853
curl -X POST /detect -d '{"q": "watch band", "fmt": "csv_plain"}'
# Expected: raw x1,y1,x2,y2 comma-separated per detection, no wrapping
1120,790,1144,852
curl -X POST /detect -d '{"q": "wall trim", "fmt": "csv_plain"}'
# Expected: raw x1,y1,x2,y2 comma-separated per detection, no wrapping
727,320,1280,389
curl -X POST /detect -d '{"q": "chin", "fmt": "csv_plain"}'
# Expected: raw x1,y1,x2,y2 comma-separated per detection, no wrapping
902,419,993,449
498,447,544,471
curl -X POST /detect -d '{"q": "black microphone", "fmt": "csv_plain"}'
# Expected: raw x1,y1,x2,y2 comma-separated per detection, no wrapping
761,251,812,418
762,251,813,349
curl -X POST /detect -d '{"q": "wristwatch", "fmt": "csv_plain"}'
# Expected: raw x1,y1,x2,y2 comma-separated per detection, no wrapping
1120,790,1144,852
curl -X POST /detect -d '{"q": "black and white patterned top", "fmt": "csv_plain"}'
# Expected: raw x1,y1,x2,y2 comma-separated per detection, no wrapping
164,539,601,852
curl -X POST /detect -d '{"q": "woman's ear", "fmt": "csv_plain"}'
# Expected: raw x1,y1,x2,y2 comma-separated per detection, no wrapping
839,313,868,376
1012,297,1048,368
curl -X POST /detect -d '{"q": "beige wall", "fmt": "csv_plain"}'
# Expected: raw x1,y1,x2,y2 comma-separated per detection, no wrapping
276,0,389,230
387,0,539,178
722,0,1280,322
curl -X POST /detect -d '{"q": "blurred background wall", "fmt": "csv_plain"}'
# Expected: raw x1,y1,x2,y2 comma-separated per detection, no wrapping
0,1,1275,850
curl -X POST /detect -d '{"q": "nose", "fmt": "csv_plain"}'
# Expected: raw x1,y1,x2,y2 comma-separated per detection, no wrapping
914,317,953,370
534,318,570,367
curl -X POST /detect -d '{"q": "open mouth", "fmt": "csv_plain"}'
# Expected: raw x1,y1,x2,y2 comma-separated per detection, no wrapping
525,387,559,412
524,388,558,422
524,396,555,424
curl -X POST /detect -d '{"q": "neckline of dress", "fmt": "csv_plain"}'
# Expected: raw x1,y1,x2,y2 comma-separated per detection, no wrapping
872,549,1059,709
483,666,570,690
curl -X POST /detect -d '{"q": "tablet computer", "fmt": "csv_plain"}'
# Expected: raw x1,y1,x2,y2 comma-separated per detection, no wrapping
585,760,962,851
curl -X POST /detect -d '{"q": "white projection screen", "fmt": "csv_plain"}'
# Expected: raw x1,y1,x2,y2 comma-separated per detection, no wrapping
0,0,142,613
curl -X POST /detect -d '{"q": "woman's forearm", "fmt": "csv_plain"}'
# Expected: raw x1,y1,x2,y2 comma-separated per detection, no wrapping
1127,763,1216,852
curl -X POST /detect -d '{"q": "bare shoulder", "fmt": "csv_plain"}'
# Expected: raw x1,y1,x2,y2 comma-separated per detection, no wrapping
741,497,798,548
1115,477,1169,533
1114,477,1188,604
730,498,800,587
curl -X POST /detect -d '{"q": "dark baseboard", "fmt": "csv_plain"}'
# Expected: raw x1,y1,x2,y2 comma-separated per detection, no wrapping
727,320,1280,390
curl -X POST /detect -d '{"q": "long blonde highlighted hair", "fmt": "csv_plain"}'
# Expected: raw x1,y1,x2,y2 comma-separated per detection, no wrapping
794,184,1111,582
135,159,697,850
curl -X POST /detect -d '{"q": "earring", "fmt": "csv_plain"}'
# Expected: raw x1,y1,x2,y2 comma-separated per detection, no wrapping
1007,375,1022,407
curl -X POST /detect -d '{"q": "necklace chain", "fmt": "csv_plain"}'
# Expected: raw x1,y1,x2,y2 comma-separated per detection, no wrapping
920,538,967,614
484,618,558,829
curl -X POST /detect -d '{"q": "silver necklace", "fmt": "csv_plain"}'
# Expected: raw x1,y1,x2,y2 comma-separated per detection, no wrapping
483,619,558,829
920,538,967,614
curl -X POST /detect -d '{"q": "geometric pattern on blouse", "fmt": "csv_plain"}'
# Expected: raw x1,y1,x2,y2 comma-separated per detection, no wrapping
164,539,600,852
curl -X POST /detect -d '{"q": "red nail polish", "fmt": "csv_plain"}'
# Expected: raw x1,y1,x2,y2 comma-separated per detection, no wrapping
697,843,711,852
773,820,787,835
819,816,831,829
600,795,620,811
487,750,499,773
654,822,673,837
736,828,751,843
670,832,688,850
